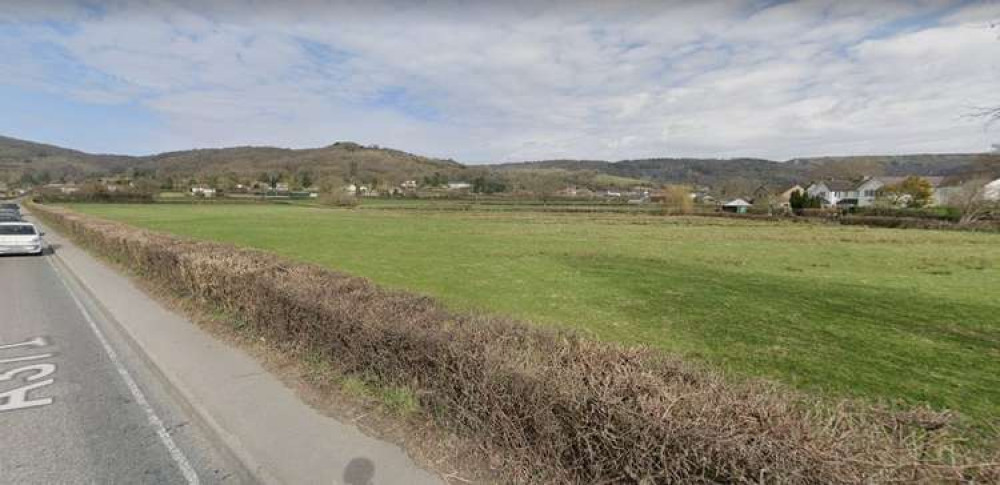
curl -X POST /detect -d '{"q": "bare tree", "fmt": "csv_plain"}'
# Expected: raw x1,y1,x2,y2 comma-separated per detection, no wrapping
948,178,998,225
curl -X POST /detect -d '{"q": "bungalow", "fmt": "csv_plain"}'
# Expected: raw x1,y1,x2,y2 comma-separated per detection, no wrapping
722,198,752,214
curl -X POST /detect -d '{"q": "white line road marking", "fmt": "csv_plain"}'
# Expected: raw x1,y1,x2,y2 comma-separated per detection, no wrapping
47,259,200,485
0,337,49,351
0,353,54,365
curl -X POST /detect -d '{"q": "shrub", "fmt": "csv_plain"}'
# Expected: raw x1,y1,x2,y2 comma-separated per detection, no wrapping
319,192,360,208
34,185,154,204
29,203,998,484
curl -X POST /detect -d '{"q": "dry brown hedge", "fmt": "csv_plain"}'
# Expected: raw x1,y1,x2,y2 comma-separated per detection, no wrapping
30,203,998,484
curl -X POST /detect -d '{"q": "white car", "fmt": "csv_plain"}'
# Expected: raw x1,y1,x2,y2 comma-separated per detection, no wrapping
0,222,45,256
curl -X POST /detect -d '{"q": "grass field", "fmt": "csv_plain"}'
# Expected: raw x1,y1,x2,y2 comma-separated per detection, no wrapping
68,203,1000,425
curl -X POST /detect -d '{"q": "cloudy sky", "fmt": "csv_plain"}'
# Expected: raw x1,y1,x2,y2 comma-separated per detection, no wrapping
0,1,998,162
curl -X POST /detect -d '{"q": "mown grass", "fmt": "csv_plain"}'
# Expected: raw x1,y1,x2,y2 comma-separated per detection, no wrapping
69,203,1000,425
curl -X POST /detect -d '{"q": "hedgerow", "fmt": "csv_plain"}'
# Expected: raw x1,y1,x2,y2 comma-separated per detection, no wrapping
30,203,998,484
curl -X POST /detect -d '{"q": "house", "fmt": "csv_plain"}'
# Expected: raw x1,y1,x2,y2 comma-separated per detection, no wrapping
806,180,862,207
274,182,290,193
400,180,418,190
777,185,805,208
447,182,472,190
190,186,216,197
722,198,752,214
750,185,773,204
344,184,358,194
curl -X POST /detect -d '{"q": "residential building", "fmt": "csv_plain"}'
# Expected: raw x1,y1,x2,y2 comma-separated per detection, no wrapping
190,186,216,197
776,185,805,208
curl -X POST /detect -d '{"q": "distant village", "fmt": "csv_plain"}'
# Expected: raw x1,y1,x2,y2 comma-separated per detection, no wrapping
6,172,1000,219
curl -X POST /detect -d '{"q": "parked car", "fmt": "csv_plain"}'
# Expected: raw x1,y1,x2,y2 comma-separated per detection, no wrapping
0,222,44,255
0,213,23,222
0,203,18,211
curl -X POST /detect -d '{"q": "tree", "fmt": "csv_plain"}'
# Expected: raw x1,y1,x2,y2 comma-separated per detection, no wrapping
660,184,694,214
880,176,933,208
789,190,821,210
948,178,998,225
472,175,507,194
423,172,448,187
296,170,314,189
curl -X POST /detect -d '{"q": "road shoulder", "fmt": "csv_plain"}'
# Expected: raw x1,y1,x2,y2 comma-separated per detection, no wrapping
32,214,442,485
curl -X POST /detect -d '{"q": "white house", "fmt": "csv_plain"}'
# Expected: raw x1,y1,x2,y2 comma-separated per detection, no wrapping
400,180,418,190
806,176,952,208
447,182,472,190
190,186,216,197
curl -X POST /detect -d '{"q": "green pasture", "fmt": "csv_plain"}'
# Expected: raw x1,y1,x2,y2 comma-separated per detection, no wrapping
67,203,1000,425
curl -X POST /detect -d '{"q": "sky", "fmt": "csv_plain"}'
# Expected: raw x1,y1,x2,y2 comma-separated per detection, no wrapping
0,0,998,163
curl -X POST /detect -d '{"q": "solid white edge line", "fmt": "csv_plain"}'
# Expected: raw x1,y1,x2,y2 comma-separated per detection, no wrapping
47,258,201,485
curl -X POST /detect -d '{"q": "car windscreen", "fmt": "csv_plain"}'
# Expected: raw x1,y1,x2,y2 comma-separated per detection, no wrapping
0,225,36,235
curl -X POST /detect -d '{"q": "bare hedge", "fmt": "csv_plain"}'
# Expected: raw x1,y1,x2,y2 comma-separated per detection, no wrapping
30,203,997,484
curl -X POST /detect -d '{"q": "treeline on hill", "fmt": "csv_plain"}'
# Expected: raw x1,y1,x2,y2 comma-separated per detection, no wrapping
28,202,1000,484
2,135,997,197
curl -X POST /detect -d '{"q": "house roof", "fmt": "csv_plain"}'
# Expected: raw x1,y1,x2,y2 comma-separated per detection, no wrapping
723,198,752,207
823,180,856,191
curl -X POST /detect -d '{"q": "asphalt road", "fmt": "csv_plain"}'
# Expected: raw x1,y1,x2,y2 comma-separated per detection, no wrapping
0,248,247,484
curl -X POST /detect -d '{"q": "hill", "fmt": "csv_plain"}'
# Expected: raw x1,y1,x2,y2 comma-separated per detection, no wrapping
497,153,990,191
0,135,136,183
1,134,992,192
0,136,467,188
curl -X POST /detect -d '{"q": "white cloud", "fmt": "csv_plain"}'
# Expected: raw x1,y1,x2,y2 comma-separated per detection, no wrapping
1,0,997,161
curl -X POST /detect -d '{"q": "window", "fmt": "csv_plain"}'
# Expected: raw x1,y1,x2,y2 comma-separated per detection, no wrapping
0,225,36,235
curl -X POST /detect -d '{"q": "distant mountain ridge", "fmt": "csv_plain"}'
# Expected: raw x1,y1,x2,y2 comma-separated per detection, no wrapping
497,153,991,189
1,134,993,190
0,136,467,186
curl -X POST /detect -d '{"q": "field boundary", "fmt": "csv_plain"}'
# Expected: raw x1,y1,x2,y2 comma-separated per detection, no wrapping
27,201,998,484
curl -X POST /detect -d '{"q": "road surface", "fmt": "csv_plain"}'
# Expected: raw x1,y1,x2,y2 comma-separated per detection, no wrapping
0,249,246,484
